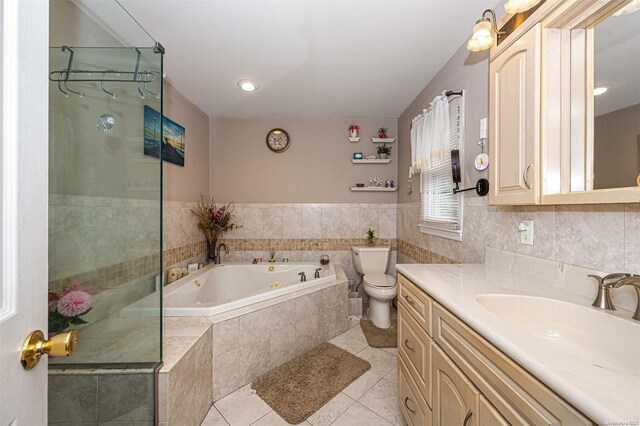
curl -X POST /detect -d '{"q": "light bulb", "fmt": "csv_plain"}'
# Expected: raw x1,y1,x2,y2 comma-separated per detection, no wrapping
594,84,613,96
237,79,260,92
467,19,494,52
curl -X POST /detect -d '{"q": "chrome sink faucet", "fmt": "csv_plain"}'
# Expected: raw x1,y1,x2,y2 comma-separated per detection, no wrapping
613,275,640,321
588,273,629,310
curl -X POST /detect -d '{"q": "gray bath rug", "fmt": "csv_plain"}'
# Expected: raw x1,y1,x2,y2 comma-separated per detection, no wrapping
360,319,397,348
251,342,371,424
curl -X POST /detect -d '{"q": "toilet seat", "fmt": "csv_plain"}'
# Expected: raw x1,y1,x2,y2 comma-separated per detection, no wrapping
363,273,396,289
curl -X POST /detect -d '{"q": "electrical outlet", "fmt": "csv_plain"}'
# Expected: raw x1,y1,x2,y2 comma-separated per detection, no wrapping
518,220,534,246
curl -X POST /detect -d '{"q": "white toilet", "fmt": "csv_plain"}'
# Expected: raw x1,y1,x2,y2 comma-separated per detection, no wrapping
351,246,397,329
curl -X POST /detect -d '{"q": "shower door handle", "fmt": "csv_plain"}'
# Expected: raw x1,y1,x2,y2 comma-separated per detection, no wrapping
21,330,78,370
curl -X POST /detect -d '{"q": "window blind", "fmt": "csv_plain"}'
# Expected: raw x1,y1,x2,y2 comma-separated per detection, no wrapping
419,94,464,241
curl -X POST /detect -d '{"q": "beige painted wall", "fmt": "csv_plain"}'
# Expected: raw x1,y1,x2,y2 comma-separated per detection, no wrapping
209,118,398,203
397,45,490,204
594,103,640,190
163,82,210,202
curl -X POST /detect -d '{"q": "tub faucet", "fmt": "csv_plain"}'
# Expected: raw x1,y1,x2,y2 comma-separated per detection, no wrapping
588,273,629,310
298,272,307,282
214,243,229,265
315,268,322,279
613,275,640,321
252,258,263,264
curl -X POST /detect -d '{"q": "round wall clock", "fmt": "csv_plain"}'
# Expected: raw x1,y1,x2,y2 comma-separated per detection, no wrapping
266,128,290,153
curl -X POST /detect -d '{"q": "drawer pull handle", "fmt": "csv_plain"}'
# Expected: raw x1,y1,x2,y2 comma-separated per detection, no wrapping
404,397,417,415
404,294,416,306
463,409,473,426
404,339,416,352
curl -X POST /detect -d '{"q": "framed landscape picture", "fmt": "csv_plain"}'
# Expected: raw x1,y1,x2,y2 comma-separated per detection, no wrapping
144,105,185,167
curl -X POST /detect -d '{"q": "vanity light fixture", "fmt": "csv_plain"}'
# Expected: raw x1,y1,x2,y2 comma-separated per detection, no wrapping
614,0,640,16
594,84,613,96
466,9,506,52
237,79,260,92
504,0,542,15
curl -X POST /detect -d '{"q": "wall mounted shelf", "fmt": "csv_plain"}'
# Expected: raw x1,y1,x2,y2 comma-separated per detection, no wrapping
348,137,361,142
349,186,398,192
371,138,396,143
351,159,392,164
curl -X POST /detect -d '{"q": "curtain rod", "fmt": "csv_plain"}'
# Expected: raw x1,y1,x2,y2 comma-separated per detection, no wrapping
410,90,463,129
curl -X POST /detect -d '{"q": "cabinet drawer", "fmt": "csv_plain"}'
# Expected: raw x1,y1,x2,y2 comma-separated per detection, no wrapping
398,303,432,407
398,273,432,336
399,354,432,426
433,303,592,425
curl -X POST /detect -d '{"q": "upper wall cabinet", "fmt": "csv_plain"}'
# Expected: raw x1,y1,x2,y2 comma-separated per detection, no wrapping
489,0,640,205
489,24,541,205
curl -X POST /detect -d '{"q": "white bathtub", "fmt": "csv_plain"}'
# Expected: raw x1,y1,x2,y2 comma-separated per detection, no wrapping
162,263,336,316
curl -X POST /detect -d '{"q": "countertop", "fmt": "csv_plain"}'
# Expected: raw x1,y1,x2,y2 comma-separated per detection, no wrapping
395,261,640,424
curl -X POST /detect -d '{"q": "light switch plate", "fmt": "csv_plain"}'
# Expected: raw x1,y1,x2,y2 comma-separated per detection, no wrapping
519,220,534,246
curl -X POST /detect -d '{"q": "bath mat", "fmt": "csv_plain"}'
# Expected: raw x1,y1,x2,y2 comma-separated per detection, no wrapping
251,342,371,424
360,319,397,348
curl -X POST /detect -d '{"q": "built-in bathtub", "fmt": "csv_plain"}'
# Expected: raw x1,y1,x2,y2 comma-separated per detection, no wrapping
163,263,336,316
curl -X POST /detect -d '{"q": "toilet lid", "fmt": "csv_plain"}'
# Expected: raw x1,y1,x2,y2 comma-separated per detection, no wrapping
363,273,396,288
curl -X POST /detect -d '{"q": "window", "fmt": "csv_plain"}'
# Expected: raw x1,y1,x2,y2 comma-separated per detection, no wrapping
419,95,464,241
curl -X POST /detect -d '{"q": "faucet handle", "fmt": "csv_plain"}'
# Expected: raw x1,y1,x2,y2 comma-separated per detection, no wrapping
588,273,629,288
298,272,307,282
314,268,322,279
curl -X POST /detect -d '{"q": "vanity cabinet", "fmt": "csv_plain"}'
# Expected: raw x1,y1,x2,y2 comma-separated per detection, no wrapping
489,23,541,205
397,273,592,425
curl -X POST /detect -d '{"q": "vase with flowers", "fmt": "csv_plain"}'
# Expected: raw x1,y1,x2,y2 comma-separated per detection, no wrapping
48,283,93,335
191,195,241,263
348,124,360,138
364,228,376,247
377,127,389,138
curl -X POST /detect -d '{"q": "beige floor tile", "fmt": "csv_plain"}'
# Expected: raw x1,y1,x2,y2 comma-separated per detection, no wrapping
330,402,394,426
201,405,229,426
306,393,355,426
383,367,398,387
214,385,271,426
251,410,311,425
358,379,406,426
345,324,367,343
381,347,398,356
341,371,382,401
329,332,368,355
355,347,397,377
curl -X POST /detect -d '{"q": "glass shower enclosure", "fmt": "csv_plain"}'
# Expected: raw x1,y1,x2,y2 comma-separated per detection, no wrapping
48,1,163,423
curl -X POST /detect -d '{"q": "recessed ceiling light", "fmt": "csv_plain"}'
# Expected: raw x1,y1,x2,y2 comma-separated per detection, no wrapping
594,84,613,96
237,80,259,92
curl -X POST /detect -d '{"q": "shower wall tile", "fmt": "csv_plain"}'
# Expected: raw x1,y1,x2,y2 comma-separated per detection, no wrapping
340,204,361,238
321,204,342,238
282,204,303,238
302,204,322,238
358,204,380,237
262,206,284,239
379,205,397,239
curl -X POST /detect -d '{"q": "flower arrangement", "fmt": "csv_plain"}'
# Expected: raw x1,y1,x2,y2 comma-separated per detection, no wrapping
348,124,360,138
191,194,241,261
377,127,389,138
48,284,93,334
364,228,376,246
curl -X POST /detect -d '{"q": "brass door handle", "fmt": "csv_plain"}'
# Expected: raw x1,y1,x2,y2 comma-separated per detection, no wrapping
404,397,417,415
21,330,78,370
404,339,416,352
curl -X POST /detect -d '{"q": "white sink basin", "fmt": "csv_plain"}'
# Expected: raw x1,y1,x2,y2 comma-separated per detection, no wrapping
475,294,640,376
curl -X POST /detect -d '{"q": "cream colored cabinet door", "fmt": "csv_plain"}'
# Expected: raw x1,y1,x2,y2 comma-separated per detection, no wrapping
432,345,480,426
489,23,541,205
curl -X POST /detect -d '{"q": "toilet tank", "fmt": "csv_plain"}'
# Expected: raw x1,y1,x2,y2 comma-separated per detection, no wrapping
351,246,391,275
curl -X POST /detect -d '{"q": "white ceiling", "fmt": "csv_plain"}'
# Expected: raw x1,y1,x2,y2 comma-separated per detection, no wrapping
116,0,496,118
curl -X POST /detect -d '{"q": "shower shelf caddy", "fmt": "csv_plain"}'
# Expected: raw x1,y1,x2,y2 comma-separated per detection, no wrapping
49,44,164,99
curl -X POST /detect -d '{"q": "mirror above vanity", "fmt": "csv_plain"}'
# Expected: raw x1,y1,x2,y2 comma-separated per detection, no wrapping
489,0,640,205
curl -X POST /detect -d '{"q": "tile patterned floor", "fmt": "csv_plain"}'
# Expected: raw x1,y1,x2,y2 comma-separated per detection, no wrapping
201,322,405,426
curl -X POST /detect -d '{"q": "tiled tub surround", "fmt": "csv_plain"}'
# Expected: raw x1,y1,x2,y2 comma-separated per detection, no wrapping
157,267,351,423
